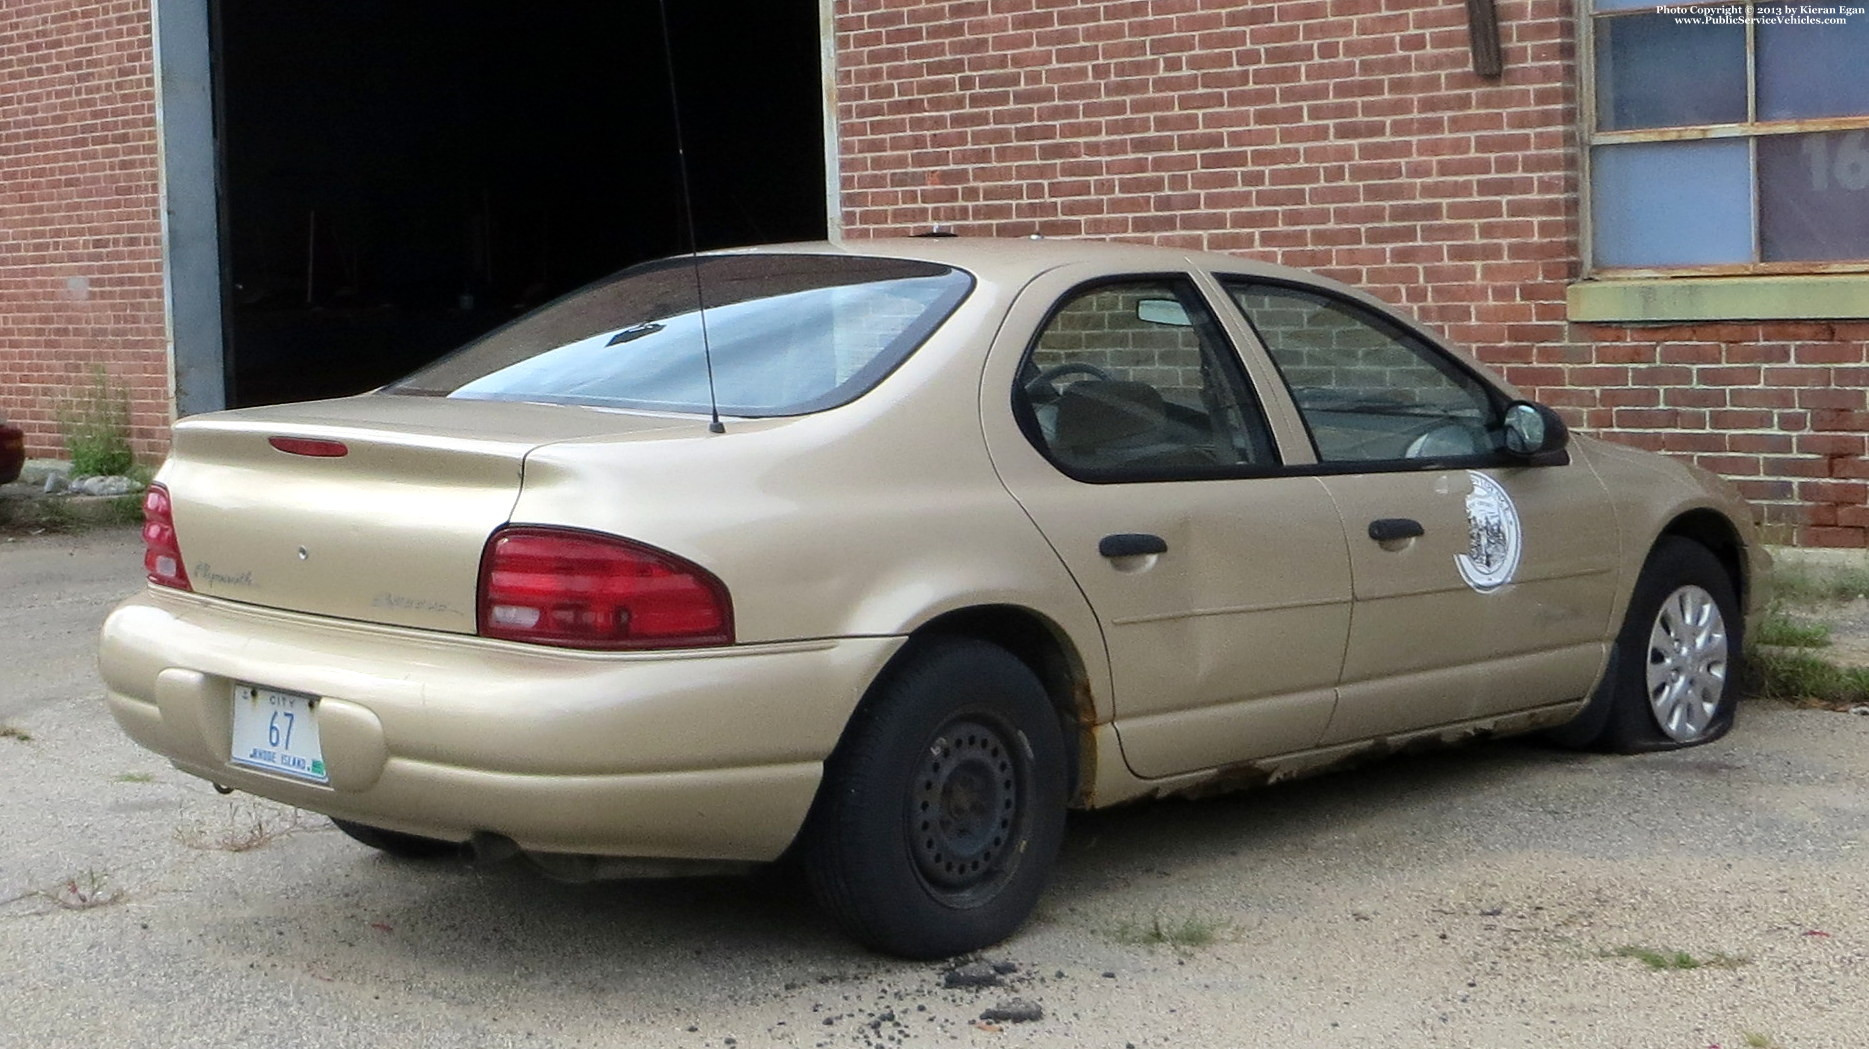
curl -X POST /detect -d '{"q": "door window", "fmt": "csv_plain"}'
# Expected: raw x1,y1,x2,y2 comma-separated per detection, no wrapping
1016,279,1276,480
1225,282,1502,464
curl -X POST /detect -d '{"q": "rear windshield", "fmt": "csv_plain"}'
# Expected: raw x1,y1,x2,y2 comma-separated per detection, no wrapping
386,254,974,416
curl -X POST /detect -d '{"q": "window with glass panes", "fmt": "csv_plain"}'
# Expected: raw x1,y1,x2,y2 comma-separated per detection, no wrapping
1587,1,1869,271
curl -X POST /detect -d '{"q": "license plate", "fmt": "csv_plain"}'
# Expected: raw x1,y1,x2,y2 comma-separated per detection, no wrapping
231,685,328,784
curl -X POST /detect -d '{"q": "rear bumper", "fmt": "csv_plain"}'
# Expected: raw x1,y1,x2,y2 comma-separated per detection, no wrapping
100,589,902,861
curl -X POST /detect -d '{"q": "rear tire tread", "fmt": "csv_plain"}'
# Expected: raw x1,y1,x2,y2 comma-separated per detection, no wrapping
803,636,1067,959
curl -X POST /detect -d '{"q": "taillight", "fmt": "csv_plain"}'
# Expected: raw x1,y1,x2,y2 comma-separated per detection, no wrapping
142,484,192,591
267,436,348,457
477,527,732,650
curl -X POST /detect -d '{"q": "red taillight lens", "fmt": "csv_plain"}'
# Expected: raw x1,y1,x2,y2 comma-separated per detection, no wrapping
142,484,192,591
477,527,732,650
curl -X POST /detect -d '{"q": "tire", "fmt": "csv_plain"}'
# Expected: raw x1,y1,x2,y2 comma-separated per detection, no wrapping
803,637,1068,959
1594,537,1743,753
330,818,460,860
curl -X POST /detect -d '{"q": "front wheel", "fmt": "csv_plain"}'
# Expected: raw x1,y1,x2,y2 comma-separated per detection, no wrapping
1595,537,1743,752
803,637,1068,959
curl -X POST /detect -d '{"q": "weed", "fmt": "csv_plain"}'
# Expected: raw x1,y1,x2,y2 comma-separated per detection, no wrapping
28,498,82,533
39,869,126,911
0,725,31,743
1743,1032,1782,1049
177,801,312,853
104,492,146,526
1112,911,1230,949
1607,944,1747,970
113,771,155,783
58,365,136,478
1746,647,1869,709
1769,560,1869,605
1753,611,1831,649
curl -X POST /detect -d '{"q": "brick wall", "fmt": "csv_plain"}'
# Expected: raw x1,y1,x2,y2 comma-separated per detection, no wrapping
0,0,169,465
833,0,1869,546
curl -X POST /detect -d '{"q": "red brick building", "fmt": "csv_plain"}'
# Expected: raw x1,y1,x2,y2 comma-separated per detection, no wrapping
1,0,169,463
4,1,1868,543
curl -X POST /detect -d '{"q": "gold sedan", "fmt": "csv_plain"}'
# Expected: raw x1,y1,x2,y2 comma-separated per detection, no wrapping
101,238,1764,958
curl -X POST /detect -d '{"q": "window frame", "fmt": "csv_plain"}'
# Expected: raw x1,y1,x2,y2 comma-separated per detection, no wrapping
1217,276,1530,475
1010,273,1286,485
1579,0,1869,280
384,253,977,418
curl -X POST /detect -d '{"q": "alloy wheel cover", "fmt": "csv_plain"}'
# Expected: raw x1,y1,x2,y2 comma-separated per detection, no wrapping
1644,584,1729,742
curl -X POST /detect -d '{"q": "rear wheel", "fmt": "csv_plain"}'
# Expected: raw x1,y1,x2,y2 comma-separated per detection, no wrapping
1595,537,1743,752
803,637,1068,959
330,818,459,860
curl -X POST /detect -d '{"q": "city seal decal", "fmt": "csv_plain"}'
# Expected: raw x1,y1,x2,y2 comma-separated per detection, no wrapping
1455,471,1522,593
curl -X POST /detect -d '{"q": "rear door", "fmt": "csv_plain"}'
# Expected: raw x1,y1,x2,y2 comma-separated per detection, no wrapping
984,267,1354,778
1217,278,1621,743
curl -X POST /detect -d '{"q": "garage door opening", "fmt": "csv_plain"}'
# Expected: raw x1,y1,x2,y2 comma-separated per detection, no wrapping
213,2,828,408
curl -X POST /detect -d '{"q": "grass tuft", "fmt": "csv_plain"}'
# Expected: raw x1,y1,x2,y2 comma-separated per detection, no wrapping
177,802,313,853
39,869,126,911
104,492,146,526
0,725,32,743
113,771,155,784
1746,647,1869,709
1768,560,1869,605
1743,1032,1782,1049
58,365,135,478
1753,611,1832,649
1112,911,1231,949
1607,944,1747,970
28,498,82,533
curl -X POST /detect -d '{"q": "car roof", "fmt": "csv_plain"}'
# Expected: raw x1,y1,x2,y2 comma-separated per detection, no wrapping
718,237,1360,296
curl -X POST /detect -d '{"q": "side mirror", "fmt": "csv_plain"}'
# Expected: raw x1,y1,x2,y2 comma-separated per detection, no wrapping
1502,401,1570,464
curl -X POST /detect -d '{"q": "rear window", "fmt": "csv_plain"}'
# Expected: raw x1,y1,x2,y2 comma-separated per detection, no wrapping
386,254,974,416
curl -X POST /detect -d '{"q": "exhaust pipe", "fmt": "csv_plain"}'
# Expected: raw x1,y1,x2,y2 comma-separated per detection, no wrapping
466,831,520,865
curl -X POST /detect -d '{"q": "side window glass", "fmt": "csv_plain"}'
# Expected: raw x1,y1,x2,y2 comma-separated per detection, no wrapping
1017,280,1277,479
1226,282,1501,464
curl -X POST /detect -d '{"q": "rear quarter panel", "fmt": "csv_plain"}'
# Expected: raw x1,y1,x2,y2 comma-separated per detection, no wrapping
504,276,1114,719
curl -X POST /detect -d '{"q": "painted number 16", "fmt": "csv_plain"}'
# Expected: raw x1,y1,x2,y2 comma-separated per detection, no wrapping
1804,131,1869,192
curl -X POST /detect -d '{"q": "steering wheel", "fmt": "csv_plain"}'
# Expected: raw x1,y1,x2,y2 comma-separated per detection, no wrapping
1404,422,1483,459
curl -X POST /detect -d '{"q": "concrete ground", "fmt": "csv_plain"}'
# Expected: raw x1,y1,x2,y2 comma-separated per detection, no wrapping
2,527,1865,1049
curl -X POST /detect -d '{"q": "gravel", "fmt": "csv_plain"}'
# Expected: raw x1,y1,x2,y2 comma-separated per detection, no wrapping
3,529,1867,1047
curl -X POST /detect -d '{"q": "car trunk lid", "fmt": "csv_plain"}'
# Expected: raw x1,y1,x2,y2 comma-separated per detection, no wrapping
160,395,694,633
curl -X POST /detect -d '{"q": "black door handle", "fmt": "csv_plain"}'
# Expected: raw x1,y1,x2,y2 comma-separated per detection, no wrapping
1099,533,1168,558
1367,518,1425,542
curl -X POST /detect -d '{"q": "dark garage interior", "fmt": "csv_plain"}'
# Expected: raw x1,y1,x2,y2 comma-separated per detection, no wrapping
213,2,828,407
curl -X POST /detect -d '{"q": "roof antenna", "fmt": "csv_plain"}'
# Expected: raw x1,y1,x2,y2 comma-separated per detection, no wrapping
654,0,724,434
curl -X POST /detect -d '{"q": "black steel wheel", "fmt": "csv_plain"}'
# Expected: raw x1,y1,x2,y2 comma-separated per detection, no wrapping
803,637,1067,959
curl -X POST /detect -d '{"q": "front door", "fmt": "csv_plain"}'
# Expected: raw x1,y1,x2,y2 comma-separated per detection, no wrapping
1220,279,1621,743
